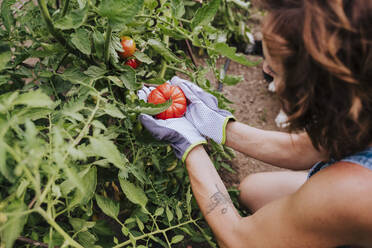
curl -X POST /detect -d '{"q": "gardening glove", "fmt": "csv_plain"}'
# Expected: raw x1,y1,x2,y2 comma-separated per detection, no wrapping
138,86,207,162
170,76,235,145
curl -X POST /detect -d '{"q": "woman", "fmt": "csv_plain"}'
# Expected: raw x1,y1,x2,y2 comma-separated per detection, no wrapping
138,0,372,247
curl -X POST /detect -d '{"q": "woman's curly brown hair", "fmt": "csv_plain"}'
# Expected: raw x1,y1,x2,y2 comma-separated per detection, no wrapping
256,0,372,160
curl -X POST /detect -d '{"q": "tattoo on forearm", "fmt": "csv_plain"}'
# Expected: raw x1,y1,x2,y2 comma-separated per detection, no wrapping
206,184,233,216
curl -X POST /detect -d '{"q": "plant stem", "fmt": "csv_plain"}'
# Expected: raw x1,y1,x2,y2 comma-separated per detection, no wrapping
104,24,112,65
38,0,68,48
167,65,192,78
61,0,70,17
35,175,56,208
16,236,51,248
159,34,169,79
113,219,197,248
160,60,167,79
37,0,97,65
63,97,101,161
54,52,69,73
36,208,84,248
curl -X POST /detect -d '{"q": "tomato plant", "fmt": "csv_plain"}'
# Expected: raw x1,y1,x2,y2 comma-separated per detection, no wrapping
148,83,187,120
0,0,255,247
119,36,136,59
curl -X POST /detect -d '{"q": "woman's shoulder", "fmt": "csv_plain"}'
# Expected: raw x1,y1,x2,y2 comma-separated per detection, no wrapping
309,161,372,230
293,161,372,245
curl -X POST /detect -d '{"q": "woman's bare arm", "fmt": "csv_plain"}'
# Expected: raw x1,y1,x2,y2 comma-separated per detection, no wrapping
186,146,367,248
225,121,327,170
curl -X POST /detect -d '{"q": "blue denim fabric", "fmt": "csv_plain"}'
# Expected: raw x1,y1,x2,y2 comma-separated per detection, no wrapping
308,147,372,178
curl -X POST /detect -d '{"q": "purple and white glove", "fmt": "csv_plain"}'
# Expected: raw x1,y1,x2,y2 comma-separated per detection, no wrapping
170,76,235,145
138,86,207,162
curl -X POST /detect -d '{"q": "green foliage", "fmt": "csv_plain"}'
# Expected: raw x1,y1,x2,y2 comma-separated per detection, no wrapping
0,0,254,247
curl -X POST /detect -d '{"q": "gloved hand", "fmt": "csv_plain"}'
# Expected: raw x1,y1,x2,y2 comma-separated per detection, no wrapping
170,76,235,145
138,86,207,162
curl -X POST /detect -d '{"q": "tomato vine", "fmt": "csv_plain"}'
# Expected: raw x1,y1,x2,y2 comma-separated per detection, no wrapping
0,0,255,247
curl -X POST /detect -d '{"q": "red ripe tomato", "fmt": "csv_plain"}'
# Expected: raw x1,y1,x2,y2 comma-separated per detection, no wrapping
125,59,140,69
119,36,136,59
147,83,187,120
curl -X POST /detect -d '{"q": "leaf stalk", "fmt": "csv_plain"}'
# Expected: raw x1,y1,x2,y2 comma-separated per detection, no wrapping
104,24,113,65
61,0,70,17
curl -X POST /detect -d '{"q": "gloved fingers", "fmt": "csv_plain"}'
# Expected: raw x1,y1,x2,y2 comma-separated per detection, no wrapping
139,114,168,139
137,86,156,102
176,83,202,103
137,87,150,101
171,76,221,110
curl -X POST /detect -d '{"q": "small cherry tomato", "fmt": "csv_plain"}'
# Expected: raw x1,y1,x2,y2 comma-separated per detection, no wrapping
147,82,187,120
119,36,136,59
125,59,140,69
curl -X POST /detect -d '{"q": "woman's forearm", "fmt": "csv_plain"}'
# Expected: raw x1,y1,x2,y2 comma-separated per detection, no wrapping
225,121,327,170
185,145,244,247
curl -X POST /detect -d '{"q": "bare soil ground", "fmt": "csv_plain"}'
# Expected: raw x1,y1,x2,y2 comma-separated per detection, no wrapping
216,57,286,187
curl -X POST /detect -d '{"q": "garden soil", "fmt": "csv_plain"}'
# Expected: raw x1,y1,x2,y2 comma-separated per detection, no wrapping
218,57,286,188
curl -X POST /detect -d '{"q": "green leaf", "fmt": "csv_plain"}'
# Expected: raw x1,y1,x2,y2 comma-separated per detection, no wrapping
91,120,107,131
95,194,120,219
134,51,153,64
220,162,236,174
54,5,88,30
191,0,221,29
109,35,122,63
213,43,259,67
176,204,182,220
14,90,53,108
69,218,95,232
0,42,11,71
148,39,182,63
71,29,91,55
1,199,27,248
136,217,144,231
158,24,187,40
107,76,124,88
90,137,128,170
1,0,15,32
0,141,13,182
71,166,97,206
165,206,173,222
171,235,184,244
77,231,98,247
59,68,92,85
154,207,164,216
103,103,125,118
121,226,129,236
84,66,107,78
93,30,105,59
144,0,158,10
171,0,185,18
119,66,142,91
61,98,85,121
228,0,250,10
118,177,148,209
186,187,192,215
129,100,172,115
98,0,144,29
222,74,244,86
145,77,166,85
